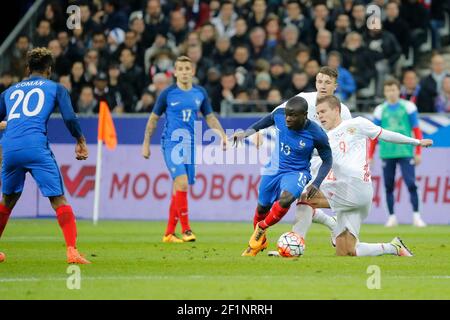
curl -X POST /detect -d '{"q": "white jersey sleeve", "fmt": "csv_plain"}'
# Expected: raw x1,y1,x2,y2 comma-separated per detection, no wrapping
354,117,382,140
340,103,352,120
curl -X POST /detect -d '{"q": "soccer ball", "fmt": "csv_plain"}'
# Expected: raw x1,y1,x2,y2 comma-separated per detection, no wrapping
277,232,305,257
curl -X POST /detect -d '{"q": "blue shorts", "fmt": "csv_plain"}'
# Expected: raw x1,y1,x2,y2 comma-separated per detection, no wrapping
258,171,311,207
162,144,196,185
2,147,64,197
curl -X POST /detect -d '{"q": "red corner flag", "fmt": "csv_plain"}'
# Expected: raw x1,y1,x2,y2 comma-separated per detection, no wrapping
98,101,117,150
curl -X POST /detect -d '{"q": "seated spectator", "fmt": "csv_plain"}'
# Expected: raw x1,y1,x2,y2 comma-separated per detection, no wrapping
251,72,272,102
77,86,98,115
332,13,351,51
107,63,124,111
233,88,251,113
269,56,291,92
11,35,31,80
435,76,450,113
199,22,217,58
48,39,72,80
167,9,189,47
311,29,333,66
93,72,123,113
311,3,335,41
267,88,283,111
294,45,311,71
144,34,178,76
83,49,100,83
147,72,172,98
327,51,356,102
148,48,175,82
285,69,309,98
400,0,429,60
186,44,213,85
40,1,65,33
231,18,249,47
249,27,273,61
0,72,15,94
400,69,421,104
417,54,449,113
33,19,53,48
283,0,312,45
212,35,233,66
211,1,237,38
135,89,155,113
275,24,304,67
183,0,210,30
350,3,367,34
141,0,170,48
102,0,129,32
341,32,377,91
106,28,125,57
210,70,241,113
58,75,73,106
304,59,320,92
264,14,281,51
383,2,411,58
119,48,145,112
247,0,268,30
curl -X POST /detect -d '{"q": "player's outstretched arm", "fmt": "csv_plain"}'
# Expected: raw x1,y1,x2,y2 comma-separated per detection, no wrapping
378,129,433,148
205,114,227,150
308,131,333,199
142,113,160,159
231,113,275,147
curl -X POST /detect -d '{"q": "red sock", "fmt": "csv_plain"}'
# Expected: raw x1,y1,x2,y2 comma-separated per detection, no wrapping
0,204,12,238
259,201,290,229
56,205,77,248
174,191,190,233
165,195,179,236
253,207,268,229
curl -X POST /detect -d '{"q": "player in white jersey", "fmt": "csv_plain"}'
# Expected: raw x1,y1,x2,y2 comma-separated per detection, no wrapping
297,96,433,256
256,67,350,236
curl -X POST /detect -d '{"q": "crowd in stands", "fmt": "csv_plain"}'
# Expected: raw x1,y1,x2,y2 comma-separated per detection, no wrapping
0,0,449,113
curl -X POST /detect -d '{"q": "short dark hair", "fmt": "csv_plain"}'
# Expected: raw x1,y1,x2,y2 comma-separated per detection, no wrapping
27,47,53,73
176,55,192,64
384,78,401,89
286,96,308,113
316,95,341,112
318,66,338,80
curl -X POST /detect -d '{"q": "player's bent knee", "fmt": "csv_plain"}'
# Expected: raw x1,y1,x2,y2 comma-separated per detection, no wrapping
279,192,295,208
49,195,68,210
257,204,271,215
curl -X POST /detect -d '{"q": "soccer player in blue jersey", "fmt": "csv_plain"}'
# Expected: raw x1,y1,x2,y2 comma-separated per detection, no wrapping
0,48,90,264
142,56,227,243
233,96,333,256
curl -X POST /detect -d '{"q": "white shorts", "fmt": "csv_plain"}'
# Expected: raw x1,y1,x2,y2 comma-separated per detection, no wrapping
320,178,373,239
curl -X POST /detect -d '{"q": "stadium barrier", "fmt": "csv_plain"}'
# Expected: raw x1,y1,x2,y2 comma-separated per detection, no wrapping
9,114,450,224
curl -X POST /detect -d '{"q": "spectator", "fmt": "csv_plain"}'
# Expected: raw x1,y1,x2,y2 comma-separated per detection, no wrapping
285,69,309,98
167,10,189,47
327,51,356,102
58,75,73,104
383,2,411,58
183,0,210,30
135,89,155,113
435,76,450,113
364,17,402,96
341,32,377,91
400,0,429,59
119,48,145,112
231,18,249,47
33,19,53,48
211,1,237,38
93,72,122,113
40,1,65,33
11,35,31,80
251,72,272,111
144,34,178,76
400,69,421,104
233,88,251,112
294,44,311,71
265,14,281,51
199,22,217,58
102,0,129,32
211,70,240,113
129,11,146,44
269,56,291,92
48,39,72,80
107,63,124,112
77,85,98,115
249,27,272,61
0,72,14,94
429,0,447,50
332,13,351,51
186,44,213,85
57,31,83,63
203,67,222,103
247,0,268,30
79,3,102,39
274,24,303,67
417,53,449,113
311,3,335,41
351,3,367,34
304,59,320,92
83,49,100,83
212,36,233,67
147,72,171,98
142,0,170,48
92,31,112,70
148,48,175,83
283,0,312,45
311,29,333,66
70,61,88,109
267,88,283,110
230,45,254,88
114,30,145,68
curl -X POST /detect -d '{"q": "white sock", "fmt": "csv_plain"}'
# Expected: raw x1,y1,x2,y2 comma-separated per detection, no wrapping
292,204,313,239
413,212,421,218
312,209,337,231
355,242,397,256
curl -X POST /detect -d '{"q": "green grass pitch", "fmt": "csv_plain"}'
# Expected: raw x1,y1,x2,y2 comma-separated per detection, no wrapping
0,219,449,300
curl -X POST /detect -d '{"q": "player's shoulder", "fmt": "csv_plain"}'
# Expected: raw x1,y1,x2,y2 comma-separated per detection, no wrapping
307,120,327,136
271,103,286,116
400,99,418,113
298,91,317,100
161,84,178,96
373,102,385,117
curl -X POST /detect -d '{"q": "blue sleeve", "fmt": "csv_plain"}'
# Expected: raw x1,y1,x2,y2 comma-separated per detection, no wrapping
312,128,332,188
373,117,381,126
245,113,275,136
152,87,169,116
0,92,6,121
409,111,419,128
199,86,213,116
56,84,83,139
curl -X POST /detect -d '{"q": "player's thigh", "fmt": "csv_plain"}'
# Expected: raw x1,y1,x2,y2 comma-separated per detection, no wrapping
1,151,27,195
258,173,281,206
280,171,312,200
398,158,417,188
28,149,64,197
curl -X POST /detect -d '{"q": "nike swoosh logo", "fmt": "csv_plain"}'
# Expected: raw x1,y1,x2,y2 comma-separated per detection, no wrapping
170,102,180,106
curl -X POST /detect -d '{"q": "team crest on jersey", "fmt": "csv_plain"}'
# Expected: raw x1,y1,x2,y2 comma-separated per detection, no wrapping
347,127,356,135
299,140,306,148
195,98,201,107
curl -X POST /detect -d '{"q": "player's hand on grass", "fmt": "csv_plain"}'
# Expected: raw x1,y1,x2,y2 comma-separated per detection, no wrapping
306,185,320,200
75,139,88,160
142,143,151,159
419,139,433,148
